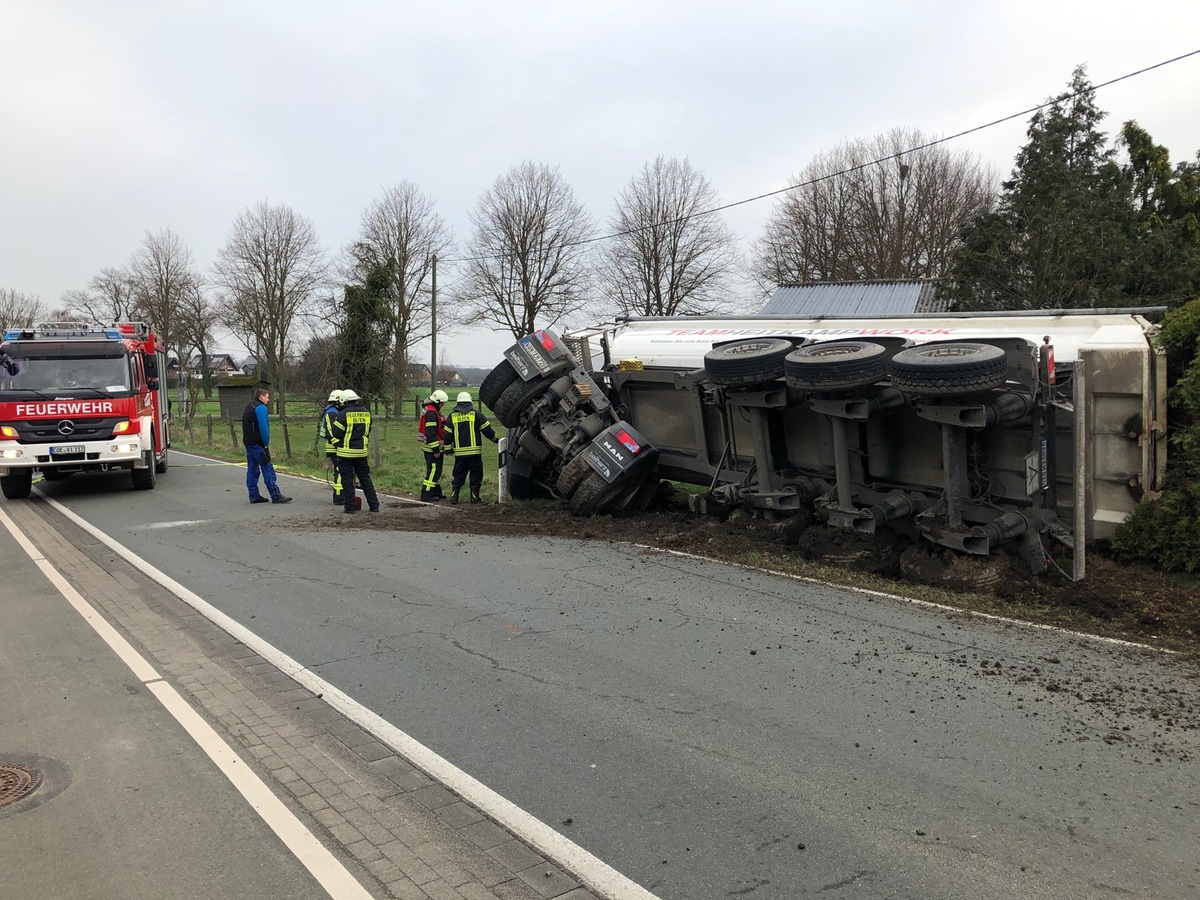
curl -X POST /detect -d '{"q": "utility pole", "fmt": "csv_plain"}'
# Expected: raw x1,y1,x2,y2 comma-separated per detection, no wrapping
430,254,438,398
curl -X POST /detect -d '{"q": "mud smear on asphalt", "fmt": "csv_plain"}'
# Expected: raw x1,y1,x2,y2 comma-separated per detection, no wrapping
308,489,1200,759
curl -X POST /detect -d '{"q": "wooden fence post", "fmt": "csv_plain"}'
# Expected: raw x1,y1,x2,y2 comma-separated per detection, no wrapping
227,417,237,447
282,421,292,459
206,414,214,446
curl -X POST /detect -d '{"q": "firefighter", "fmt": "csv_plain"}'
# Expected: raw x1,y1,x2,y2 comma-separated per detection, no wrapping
329,390,380,514
442,391,499,505
317,389,346,504
418,389,449,501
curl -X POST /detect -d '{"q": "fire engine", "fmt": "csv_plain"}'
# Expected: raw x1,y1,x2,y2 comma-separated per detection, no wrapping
0,322,171,498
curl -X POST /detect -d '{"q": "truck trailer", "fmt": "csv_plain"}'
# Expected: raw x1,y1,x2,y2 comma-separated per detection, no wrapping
0,321,171,498
483,310,1167,581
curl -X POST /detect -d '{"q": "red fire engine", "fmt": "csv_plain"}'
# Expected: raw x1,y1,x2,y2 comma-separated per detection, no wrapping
0,322,171,498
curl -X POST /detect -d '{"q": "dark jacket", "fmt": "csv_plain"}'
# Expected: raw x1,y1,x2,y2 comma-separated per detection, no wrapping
242,400,270,448
443,402,497,457
331,399,372,458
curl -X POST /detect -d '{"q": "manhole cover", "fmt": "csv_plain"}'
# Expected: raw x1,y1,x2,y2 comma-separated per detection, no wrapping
0,764,42,809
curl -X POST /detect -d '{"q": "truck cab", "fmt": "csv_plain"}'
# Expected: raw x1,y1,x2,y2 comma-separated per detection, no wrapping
0,322,170,498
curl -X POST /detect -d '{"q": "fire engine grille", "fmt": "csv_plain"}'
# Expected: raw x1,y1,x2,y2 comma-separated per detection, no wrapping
0,764,42,809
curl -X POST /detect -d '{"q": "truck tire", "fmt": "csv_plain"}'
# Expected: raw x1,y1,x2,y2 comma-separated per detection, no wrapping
131,452,156,490
611,472,661,512
888,343,1008,396
554,451,594,499
569,470,636,517
1,469,32,499
155,447,169,474
703,338,794,387
479,360,520,410
493,374,555,428
784,341,888,391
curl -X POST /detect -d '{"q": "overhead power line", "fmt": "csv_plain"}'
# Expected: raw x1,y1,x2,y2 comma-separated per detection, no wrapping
443,49,1200,266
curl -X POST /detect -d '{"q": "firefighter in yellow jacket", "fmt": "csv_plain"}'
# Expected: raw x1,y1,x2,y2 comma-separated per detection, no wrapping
442,391,498,505
329,390,380,514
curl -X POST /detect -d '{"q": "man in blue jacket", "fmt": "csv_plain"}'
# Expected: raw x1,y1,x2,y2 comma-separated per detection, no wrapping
241,387,291,504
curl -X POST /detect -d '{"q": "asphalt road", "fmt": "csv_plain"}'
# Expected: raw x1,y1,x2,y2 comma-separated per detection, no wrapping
26,451,1200,899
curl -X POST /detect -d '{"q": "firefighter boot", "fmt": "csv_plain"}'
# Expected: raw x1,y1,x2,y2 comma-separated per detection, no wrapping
450,485,461,506
470,489,482,504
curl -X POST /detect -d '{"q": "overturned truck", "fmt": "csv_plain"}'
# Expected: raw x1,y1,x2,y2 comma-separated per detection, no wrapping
483,311,1166,580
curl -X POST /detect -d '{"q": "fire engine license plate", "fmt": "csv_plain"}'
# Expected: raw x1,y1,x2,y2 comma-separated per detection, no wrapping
50,445,84,455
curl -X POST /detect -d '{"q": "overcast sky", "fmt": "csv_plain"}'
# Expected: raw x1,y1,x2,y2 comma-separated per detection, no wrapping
3,2,1198,367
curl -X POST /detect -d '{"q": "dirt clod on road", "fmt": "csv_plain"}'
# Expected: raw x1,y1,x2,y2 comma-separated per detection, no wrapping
320,487,1200,658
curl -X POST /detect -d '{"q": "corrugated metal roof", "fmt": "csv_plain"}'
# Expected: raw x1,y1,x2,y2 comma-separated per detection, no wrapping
762,280,946,316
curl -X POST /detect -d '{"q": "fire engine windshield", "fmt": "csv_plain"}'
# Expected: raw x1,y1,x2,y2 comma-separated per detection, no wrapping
0,355,132,397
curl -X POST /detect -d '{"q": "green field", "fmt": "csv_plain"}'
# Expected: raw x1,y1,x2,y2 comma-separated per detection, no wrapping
170,390,502,499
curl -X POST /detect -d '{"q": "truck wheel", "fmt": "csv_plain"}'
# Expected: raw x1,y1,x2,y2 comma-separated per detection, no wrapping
703,338,794,387
155,447,169,474
554,451,594,499
569,470,635,517
131,452,157,490
784,341,887,390
888,343,1007,396
1,469,33,499
479,360,520,410
493,374,555,428
611,472,661,512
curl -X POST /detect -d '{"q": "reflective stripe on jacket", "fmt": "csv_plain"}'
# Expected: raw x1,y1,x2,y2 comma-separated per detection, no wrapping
417,403,444,450
319,404,339,454
331,401,372,458
443,405,496,457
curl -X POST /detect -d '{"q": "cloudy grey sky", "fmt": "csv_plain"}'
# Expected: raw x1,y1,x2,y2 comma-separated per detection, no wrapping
3,1,1198,366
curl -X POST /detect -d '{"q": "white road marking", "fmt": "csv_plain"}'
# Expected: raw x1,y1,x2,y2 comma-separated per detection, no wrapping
134,519,213,529
0,506,375,900
35,492,662,900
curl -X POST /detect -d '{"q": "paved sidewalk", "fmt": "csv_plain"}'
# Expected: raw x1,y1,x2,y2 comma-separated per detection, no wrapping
0,499,598,900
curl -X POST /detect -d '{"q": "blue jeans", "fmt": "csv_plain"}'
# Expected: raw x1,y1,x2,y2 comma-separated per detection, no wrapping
246,445,281,500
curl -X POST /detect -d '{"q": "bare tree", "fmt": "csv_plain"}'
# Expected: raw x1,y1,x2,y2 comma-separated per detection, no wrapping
0,288,46,329
174,279,221,409
340,182,454,413
129,228,195,361
62,267,139,324
600,156,738,316
456,162,595,339
212,201,327,415
753,128,995,290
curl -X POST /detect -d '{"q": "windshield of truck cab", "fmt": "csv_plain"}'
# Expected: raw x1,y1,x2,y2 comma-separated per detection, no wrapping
0,355,133,396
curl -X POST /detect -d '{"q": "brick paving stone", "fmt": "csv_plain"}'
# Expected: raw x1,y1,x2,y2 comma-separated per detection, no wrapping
312,807,346,829
455,885,503,900
460,820,513,852
328,822,365,845
344,839,384,864
421,879,467,900
436,801,485,830
410,783,459,810
386,877,431,900
484,844,547,878
379,841,439,884
553,890,599,900
354,740,397,763
455,884,503,900
515,863,581,900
